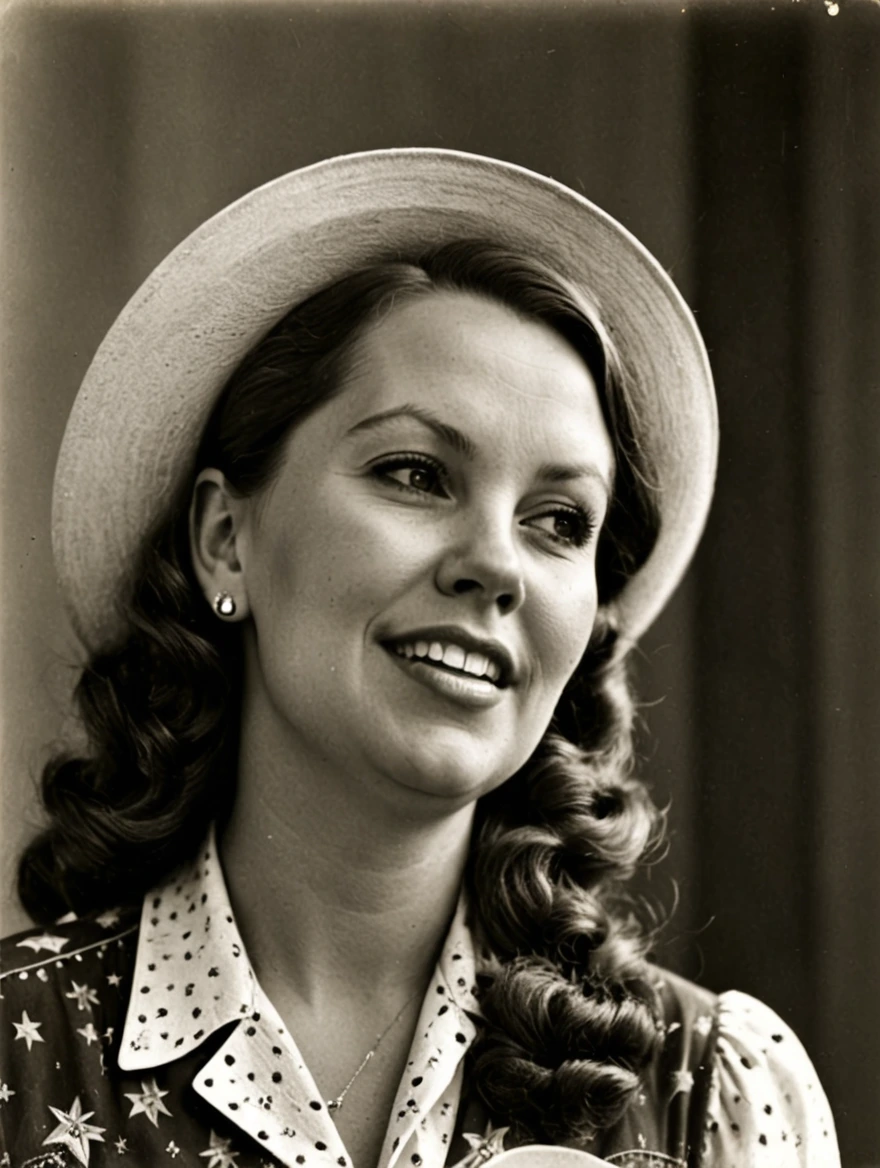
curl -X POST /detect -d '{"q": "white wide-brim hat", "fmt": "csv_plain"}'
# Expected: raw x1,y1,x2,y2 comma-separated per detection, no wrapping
53,148,717,653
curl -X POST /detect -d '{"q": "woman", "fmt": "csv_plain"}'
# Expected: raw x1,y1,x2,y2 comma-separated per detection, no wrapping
1,150,839,1168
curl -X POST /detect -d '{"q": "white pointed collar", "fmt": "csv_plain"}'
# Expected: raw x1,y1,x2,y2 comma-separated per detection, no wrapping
118,827,483,1168
118,826,257,1069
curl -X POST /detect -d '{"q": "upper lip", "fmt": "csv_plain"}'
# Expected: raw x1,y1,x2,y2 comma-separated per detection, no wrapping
381,625,519,688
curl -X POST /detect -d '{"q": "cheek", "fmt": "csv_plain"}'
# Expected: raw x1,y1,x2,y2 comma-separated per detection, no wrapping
530,571,599,690
255,493,433,628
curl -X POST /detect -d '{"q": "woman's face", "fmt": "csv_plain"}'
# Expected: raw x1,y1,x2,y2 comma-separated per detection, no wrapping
231,290,614,809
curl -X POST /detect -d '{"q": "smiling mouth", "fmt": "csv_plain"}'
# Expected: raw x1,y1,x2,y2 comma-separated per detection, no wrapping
389,639,503,685
380,626,517,694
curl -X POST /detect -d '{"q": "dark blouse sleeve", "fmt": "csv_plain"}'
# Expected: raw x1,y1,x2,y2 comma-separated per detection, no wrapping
702,992,840,1166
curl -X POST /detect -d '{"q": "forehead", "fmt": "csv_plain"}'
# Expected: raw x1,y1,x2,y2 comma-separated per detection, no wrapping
338,289,614,470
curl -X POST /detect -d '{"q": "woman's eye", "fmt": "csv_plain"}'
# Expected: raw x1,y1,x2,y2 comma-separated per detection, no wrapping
527,507,595,548
374,456,449,497
400,466,437,493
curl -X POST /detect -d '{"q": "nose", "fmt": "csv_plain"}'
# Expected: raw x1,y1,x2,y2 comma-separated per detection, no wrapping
435,513,526,614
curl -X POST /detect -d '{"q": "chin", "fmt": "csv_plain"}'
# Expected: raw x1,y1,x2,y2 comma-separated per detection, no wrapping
378,724,526,807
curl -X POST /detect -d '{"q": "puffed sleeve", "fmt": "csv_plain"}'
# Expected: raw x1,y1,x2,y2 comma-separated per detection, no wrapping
702,991,840,1166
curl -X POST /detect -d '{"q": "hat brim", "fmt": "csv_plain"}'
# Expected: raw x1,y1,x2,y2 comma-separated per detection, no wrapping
52,148,717,652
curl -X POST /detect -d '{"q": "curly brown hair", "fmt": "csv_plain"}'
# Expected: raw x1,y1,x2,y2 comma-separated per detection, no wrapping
19,241,663,1144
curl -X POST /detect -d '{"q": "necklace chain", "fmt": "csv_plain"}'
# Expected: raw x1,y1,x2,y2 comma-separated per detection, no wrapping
326,988,421,1114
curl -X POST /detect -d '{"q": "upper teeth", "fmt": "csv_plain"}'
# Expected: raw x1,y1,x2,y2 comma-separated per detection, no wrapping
396,640,501,682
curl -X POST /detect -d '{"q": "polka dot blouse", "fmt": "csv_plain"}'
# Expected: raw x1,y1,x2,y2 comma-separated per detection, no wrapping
1,829,840,1167
701,993,839,1164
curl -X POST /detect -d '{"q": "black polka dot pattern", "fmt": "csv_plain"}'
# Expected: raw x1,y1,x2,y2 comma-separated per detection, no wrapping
702,991,840,1162
111,829,840,1167
120,832,256,1065
116,827,480,1167
21,821,815,1168
8,831,822,1168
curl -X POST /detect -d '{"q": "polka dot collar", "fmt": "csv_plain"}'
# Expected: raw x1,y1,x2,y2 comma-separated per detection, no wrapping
118,829,482,1168
118,828,256,1068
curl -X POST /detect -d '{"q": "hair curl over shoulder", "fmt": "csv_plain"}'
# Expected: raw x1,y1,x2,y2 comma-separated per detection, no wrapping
469,615,663,1143
20,241,663,1146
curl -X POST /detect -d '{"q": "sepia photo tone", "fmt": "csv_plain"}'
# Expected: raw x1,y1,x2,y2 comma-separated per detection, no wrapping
1,0,878,1162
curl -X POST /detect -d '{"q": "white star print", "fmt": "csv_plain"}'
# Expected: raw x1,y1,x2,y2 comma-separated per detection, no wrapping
457,1124,510,1167
125,1077,173,1126
15,932,70,954
107,972,123,987
694,1012,713,1036
0,1082,15,1103
13,1009,45,1050
115,1137,129,1154
66,980,100,1011
167,1141,181,1158
96,908,121,928
199,1131,240,1168
37,967,49,982
671,1068,695,1094
77,1022,101,1046
42,1095,106,1167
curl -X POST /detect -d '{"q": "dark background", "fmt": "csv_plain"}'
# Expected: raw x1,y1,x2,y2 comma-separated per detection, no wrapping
1,0,878,1161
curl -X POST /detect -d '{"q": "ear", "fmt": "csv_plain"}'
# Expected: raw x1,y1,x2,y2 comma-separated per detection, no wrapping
189,468,251,621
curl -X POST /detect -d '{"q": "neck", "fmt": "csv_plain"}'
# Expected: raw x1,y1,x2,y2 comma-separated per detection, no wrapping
219,698,476,1010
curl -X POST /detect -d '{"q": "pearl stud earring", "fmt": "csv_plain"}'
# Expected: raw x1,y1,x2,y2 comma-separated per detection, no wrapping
213,591,237,618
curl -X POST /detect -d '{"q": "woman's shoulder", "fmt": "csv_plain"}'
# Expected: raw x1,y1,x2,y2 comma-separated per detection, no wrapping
1,906,141,1068
704,986,840,1165
635,966,839,1166
1,906,141,974
591,966,840,1166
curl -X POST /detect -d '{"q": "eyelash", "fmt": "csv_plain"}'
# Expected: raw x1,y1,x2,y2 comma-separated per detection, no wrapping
371,454,597,549
534,506,597,549
372,453,450,497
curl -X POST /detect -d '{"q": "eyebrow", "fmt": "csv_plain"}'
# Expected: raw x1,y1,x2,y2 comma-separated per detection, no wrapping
536,460,613,497
346,403,611,496
345,404,477,458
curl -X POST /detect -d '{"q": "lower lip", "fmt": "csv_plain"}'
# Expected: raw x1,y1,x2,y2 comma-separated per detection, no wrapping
384,649,505,710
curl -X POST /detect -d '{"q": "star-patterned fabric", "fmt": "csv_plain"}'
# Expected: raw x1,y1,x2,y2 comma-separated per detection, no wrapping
1,830,839,1168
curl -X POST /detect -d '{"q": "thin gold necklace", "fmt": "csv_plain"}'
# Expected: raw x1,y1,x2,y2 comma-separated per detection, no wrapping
326,988,421,1114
